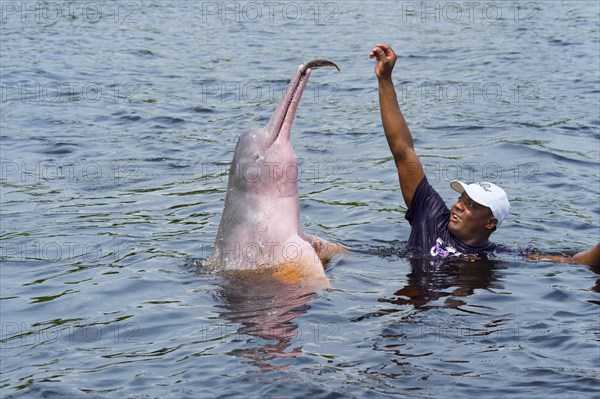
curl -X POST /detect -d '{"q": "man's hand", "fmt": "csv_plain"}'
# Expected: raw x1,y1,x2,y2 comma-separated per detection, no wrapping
369,43,397,81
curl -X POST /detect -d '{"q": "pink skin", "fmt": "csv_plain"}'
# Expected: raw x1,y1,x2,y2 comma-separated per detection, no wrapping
447,193,497,247
207,65,338,286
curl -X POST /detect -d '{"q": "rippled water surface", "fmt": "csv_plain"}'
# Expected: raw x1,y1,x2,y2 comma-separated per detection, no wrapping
1,1,599,398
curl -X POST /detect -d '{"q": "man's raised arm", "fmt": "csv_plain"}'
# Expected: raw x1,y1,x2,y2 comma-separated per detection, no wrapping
370,44,424,208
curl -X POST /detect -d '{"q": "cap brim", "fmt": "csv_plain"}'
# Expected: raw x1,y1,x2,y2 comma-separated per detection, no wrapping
450,180,467,194
450,180,488,209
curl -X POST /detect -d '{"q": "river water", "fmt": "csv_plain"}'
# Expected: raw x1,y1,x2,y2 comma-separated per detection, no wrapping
1,1,599,398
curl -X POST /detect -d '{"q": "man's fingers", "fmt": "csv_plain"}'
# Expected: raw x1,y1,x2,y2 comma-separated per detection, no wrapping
370,44,395,62
370,47,382,56
371,47,386,61
375,43,394,56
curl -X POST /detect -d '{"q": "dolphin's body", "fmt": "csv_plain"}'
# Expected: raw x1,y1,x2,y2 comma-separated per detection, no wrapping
207,61,340,286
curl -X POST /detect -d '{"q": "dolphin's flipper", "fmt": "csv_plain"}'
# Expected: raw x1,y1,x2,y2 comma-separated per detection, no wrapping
306,234,348,268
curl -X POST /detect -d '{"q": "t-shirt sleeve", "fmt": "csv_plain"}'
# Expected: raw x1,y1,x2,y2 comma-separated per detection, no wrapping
405,176,449,226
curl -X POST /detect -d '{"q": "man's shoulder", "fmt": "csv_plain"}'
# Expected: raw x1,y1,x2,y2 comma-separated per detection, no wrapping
406,176,448,222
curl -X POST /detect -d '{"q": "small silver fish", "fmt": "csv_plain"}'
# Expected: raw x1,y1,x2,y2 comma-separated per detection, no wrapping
300,59,341,75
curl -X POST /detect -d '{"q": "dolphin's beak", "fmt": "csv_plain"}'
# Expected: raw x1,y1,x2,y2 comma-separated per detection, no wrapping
266,65,311,148
267,60,339,148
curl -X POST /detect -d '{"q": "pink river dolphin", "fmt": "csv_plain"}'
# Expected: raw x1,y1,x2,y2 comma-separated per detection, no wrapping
206,60,343,287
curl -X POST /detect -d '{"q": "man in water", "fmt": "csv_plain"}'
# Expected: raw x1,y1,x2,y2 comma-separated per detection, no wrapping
369,43,599,265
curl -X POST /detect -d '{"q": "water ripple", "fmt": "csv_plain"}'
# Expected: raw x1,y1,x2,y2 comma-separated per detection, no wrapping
1,1,599,398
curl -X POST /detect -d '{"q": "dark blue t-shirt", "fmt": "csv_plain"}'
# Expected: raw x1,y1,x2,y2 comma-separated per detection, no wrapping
405,176,496,257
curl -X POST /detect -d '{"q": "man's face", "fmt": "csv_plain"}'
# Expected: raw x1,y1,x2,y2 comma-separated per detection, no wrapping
448,192,496,245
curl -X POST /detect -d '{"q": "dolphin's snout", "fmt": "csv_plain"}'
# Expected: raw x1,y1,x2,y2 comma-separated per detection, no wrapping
300,59,340,75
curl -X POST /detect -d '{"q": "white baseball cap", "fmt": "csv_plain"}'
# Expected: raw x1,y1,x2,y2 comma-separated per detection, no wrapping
450,180,510,225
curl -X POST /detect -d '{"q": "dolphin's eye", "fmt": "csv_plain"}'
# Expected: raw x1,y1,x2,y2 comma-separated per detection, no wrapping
253,152,262,161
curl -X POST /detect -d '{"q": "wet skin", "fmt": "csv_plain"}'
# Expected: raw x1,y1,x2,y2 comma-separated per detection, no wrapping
447,192,497,247
206,60,342,287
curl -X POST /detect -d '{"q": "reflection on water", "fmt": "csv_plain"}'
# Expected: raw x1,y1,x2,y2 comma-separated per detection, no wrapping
2,0,599,397
212,268,318,371
397,256,503,310
353,255,505,321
